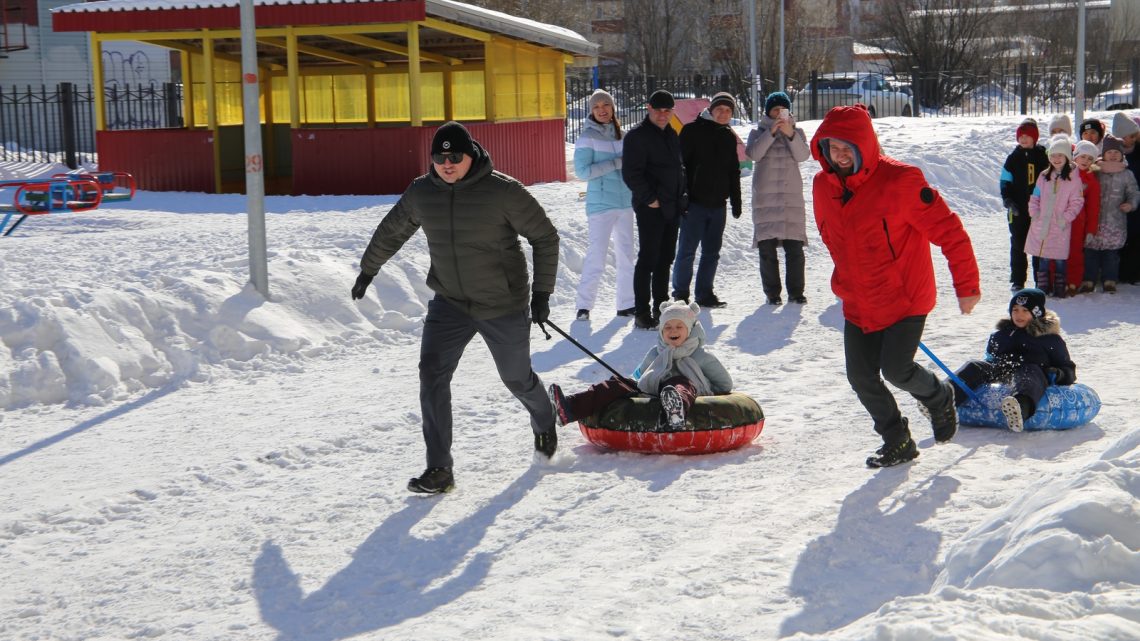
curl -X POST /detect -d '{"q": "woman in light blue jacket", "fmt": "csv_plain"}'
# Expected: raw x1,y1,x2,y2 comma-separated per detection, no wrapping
572,88,635,321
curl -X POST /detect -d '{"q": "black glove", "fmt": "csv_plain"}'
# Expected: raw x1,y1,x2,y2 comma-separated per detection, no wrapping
530,291,551,325
351,273,374,300
732,205,742,219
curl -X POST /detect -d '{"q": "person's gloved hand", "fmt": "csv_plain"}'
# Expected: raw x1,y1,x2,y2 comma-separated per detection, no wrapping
351,273,374,300
732,204,742,219
530,291,551,325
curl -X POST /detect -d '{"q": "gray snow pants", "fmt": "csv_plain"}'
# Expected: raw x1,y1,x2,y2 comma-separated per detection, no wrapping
419,295,555,469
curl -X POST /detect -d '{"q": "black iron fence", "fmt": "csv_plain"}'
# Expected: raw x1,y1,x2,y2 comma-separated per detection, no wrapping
568,60,1140,142
6,63,1140,162
0,82,181,167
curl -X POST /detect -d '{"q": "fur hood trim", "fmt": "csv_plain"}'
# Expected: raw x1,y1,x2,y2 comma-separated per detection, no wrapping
996,309,1062,337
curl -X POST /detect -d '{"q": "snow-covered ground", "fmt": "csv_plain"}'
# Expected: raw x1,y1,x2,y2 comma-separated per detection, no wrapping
1,114,1138,641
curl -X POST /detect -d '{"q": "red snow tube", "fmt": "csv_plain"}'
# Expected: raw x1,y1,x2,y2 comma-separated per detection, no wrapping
578,392,764,454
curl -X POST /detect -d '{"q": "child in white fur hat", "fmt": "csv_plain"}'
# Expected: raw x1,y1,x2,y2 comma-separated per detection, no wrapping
549,301,733,429
1028,135,1084,297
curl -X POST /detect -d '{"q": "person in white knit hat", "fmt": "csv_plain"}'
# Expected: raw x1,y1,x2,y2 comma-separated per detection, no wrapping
572,88,636,322
1049,114,1073,136
1027,135,1084,297
548,300,733,430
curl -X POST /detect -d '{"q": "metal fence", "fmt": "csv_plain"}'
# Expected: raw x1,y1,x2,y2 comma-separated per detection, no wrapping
6,62,1140,162
567,61,1140,142
0,82,181,167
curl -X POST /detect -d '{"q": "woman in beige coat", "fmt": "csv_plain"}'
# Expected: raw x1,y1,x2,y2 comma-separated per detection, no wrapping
745,91,812,304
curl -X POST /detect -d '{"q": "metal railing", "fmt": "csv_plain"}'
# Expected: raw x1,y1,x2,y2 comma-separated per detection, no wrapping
0,82,182,167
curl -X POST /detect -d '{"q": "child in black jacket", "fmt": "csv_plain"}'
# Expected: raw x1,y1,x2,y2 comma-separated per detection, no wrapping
950,288,1077,432
1000,118,1050,291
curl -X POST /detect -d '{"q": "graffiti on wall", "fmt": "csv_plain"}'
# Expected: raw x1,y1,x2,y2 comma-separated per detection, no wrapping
102,49,163,129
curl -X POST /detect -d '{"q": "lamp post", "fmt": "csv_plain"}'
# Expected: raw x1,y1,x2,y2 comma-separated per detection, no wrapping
239,0,268,297
1075,0,1086,125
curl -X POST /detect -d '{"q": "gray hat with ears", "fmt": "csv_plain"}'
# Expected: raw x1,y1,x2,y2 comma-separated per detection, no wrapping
1112,111,1140,137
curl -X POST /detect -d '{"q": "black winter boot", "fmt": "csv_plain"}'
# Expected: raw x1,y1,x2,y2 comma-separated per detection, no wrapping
408,467,455,494
867,437,919,468
918,380,959,443
534,429,557,458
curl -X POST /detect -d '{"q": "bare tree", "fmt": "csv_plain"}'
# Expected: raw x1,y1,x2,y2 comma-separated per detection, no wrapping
869,0,1001,108
622,0,697,77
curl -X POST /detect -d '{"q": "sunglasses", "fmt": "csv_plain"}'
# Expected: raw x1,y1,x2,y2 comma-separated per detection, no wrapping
432,152,465,165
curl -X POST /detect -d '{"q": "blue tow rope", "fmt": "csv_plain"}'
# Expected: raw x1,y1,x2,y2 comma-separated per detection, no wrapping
918,341,982,404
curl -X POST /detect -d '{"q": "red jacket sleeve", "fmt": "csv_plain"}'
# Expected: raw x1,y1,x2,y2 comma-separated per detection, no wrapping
898,166,981,299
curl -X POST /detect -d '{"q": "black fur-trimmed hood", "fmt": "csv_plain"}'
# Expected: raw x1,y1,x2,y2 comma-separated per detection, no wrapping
996,309,1062,337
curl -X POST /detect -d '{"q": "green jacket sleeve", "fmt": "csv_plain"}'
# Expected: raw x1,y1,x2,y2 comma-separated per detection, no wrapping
504,180,560,294
359,193,420,276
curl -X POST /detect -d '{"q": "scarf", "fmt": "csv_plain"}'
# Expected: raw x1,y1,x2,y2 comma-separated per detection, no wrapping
1099,158,1127,174
637,333,714,396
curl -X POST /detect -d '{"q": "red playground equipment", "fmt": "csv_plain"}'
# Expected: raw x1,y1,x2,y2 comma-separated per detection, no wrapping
1,171,135,236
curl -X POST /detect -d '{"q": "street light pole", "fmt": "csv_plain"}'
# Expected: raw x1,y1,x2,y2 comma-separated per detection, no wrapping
779,0,785,93
1076,0,1086,125
749,0,758,122
239,0,268,297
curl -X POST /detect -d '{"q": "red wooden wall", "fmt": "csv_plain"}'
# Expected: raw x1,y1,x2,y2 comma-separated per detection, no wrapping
94,119,567,196
291,119,567,196
96,129,215,193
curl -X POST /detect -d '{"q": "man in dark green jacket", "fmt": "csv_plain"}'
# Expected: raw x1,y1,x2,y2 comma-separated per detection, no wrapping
351,121,560,494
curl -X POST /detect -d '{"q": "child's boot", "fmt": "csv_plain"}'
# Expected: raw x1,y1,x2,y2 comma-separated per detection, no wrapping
1035,270,1051,292
1052,272,1068,298
548,384,574,426
1104,280,1117,294
658,385,686,429
1078,280,1095,294
1000,396,1024,432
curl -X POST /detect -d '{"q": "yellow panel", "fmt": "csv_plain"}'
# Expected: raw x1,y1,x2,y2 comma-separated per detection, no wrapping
373,73,445,122
375,74,410,122
304,75,335,123
518,74,538,118
539,71,556,117
334,75,368,123
494,72,517,119
420,73,445,121
452,70,486,120
216,81,244,125
271,76,290,123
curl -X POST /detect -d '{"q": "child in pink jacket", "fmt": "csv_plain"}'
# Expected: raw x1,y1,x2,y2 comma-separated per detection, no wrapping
1028,135,1084,296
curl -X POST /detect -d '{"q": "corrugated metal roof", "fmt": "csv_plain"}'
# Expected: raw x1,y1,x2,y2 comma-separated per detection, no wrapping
52,0,597,56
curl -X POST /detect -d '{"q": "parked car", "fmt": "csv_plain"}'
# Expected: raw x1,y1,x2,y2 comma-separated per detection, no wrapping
799,72,914,118
1091,84,1135,111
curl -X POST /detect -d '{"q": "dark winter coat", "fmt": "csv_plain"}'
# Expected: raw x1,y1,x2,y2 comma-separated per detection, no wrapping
985,311,1076,385
359,142,560,320
622,116,687,221
679,110,742,216
1000,145,1049,215
810,105,981,333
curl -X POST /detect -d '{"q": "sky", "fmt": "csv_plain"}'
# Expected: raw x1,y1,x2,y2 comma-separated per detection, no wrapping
1,113,1138,641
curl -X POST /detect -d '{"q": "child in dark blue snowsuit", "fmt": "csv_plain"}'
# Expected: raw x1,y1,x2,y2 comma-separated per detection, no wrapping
950,288,1077,432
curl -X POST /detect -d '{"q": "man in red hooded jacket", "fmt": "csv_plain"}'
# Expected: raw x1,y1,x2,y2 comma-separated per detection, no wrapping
811,105,981,468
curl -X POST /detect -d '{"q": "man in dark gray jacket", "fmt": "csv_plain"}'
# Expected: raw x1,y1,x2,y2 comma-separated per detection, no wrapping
351,121,560,494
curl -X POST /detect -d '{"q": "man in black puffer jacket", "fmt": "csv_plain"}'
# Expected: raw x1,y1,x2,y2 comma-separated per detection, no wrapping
674,91,742,308
352,121,560,494
622,89,687,330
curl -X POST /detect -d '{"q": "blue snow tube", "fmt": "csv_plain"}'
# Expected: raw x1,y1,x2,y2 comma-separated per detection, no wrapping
957,383,1101,431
